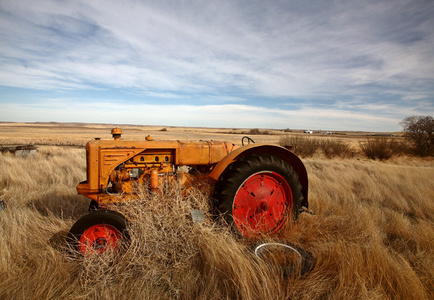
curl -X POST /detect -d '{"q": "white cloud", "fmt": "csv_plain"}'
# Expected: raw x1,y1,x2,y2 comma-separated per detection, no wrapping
0,0,433,131
0,99,405,131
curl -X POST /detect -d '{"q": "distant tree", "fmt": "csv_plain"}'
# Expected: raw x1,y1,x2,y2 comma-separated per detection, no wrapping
399,115,434,156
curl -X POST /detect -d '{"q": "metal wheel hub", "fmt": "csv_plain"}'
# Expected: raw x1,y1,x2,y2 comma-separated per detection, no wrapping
233,171,293,236
79,224,121,255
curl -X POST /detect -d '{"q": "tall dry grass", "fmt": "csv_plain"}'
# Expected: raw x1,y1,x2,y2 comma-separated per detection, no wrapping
281,158,434,299
359,137,413,160
279,135,354,158
0,147,433,299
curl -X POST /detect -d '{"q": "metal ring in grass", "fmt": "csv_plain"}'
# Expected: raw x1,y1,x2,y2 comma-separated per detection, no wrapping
254,242,315,276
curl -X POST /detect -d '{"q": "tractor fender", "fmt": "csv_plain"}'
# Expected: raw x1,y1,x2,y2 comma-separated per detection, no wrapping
209,144,308,208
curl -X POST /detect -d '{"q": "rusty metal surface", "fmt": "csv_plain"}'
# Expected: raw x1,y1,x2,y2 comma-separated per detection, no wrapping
76,128,308,209
77,131,240,203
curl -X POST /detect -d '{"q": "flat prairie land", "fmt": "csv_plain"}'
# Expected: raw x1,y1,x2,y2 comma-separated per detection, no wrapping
0,122,433,299
0,121,403,147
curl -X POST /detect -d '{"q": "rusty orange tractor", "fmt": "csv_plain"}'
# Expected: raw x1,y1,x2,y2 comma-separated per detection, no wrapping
67,128,309,256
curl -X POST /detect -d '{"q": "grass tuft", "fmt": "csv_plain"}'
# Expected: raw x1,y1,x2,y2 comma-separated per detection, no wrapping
279,135,320,157
359,137,407,160
279,135,354,158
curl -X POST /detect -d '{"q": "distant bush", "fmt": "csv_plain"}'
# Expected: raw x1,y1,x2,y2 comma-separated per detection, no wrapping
249,128,260,135
159,128,168,132
319,139,354,158
279,135,320,157
360,138,402,160
248,128,271,135
280,136,354,158
283,128,292,133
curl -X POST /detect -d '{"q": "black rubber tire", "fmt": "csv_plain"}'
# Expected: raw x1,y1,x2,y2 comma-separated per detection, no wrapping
213,154,303,237
88,200,99,211
67,210,130,256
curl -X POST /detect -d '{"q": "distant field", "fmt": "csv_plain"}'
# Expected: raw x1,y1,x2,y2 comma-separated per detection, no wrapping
0,123,432,299
0,122,404,152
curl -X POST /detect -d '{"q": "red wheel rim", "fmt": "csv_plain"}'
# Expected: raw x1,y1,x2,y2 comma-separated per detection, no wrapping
79,224,122,256
233,171,293,237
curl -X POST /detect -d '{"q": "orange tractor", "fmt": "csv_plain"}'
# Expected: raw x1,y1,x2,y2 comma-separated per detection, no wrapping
67,128,309,256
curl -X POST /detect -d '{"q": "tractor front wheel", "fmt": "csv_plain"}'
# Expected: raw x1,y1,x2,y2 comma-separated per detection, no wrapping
214,154,303,238
67,210,130,256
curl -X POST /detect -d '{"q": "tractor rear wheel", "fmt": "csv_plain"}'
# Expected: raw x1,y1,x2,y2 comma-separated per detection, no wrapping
214,154,303,238
67,210,130,256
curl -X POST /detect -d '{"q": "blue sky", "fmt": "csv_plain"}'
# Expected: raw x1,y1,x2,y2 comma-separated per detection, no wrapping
0,0,433,131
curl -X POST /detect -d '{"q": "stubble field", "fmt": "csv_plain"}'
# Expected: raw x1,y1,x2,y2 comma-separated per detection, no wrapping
0,123,433,299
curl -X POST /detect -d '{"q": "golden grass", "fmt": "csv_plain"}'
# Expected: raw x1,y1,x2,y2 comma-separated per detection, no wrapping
0,123,433,299
283,159,434,299
1,146,433,299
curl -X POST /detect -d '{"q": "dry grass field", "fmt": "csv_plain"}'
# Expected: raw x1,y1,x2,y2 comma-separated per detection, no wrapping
0,123,433,299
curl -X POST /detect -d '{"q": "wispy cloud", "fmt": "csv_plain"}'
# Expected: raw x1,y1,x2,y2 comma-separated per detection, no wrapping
0,0,433,131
